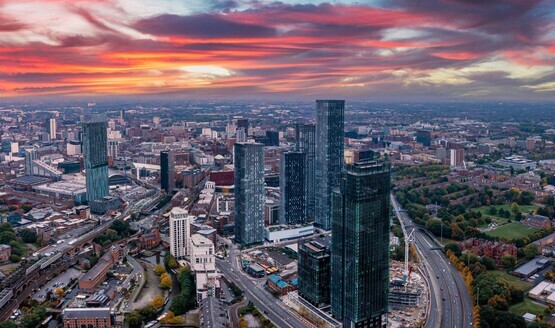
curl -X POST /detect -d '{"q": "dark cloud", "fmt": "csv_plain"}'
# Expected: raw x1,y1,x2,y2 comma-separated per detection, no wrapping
134,13,277,38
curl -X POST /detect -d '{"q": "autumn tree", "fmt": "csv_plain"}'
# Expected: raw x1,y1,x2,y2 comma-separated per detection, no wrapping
154,264,166,276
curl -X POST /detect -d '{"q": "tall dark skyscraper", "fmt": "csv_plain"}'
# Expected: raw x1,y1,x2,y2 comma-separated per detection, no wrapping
279,152,306,225
298,237,331,308
160,150,175,192
416,129,432,147
83,118,109,202
266,130,279,147
296,124,316,221
237,119,249,132
234,142,265,245
331,161,391,328
315,100,344,230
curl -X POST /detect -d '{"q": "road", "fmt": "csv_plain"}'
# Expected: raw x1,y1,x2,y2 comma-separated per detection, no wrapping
216,245,313,328
392,195,473,328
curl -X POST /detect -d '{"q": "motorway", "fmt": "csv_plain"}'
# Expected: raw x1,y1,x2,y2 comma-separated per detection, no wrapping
216,244,314,328
392,195,474,328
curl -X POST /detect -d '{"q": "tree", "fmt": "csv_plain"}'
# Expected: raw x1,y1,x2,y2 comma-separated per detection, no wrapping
524,244,539,259
170,294,188,315
20,229,37,244
489,207,498,215
151,295,165,310
54,288,64,295
501,255,516,269
154,264,166,276
165,253,179,269
480,256,496,270
0,321,18,328
511,202,520,214
126,311,143,328
160,274,172,289
138,305,157,321
444,243,462,257
487,294,509,311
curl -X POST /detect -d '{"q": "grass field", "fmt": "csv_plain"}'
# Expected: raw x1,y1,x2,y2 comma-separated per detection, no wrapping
475,204,537,219
509,298,546,316
487,270,533,292
485,222,540,240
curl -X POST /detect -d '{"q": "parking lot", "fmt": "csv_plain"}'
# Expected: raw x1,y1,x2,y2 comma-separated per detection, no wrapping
31,268,83,301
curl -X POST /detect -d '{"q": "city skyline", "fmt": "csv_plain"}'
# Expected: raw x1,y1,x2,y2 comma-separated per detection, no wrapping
0,0,554,100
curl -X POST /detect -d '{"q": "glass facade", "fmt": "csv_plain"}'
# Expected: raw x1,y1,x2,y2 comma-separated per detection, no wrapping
298,238,331,308
234,142,265,245
279,152,306,225
331,161,391,328
83,119,109,202
296,124,316,221
160,150,175,192
315,100,344,230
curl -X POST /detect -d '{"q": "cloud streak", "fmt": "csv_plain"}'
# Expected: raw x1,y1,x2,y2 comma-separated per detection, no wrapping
0,0,553,100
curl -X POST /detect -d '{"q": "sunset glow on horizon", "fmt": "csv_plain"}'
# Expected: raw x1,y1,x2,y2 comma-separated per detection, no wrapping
0,0,554,100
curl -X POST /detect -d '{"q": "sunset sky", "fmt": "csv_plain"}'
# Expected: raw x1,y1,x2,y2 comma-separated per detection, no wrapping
0,0,554,100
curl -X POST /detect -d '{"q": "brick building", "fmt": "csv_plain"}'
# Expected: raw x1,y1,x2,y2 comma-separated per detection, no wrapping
63,308,113,328
0,244,11,262
459,238,517,264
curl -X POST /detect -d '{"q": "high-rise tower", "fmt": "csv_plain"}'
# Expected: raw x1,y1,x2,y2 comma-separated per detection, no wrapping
160,150,175,192
279,152,306,225
234,142,265,245
331,161,391,327
83,118,109,202
315,100,344,230
296,124,316,221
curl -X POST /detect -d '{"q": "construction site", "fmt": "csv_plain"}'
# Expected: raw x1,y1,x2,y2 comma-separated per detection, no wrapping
387,229,429,328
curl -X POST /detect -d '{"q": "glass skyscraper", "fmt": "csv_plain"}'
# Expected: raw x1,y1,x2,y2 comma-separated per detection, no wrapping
315,100,344,230
279,152,306,225
298,237,331,308
296,124,316,221
331,161,391,328
160,150,175,192
234,142,265,245
83,118,109,202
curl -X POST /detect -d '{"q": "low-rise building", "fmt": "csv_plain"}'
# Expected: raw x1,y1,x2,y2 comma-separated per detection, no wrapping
0,245,11,262
63,308,113,328
459,238,517,265
513,257,551,278
523,214,552,229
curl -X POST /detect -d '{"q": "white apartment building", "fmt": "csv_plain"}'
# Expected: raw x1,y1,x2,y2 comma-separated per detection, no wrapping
190,234,219,301
169,207,193,259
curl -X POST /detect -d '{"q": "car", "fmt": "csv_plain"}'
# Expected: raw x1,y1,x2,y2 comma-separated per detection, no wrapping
442,298,446,301
436,275,439,279
263,310,268,314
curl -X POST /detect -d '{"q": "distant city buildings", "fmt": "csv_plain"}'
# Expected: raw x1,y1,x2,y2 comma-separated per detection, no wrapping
46,118,57,140
279,152,306,225
315,100,345,231
234,142,265,245
416,129,431,147
331,161,391,327
83,118,109,202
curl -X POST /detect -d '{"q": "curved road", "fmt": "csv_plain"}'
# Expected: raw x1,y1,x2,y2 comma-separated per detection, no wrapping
392,195,473,328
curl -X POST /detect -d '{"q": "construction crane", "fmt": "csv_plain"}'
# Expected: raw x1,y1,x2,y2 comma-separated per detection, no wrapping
404,229,416,290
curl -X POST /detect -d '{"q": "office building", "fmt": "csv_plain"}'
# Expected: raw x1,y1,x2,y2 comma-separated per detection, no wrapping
160,150,175,192
298,238,331,308
416,130,431,147
108,140,118,159
237,119,249,133
67,140,82,156
266,130,279,147
83,118,109,202
449,148,465,167
279,152,306,225
296,124,316,221
24,149,38,175
234,142,265,245
46,118,57,140
169,207,192,259
331,161,391,328
190,234,219,301
315,100,344,230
